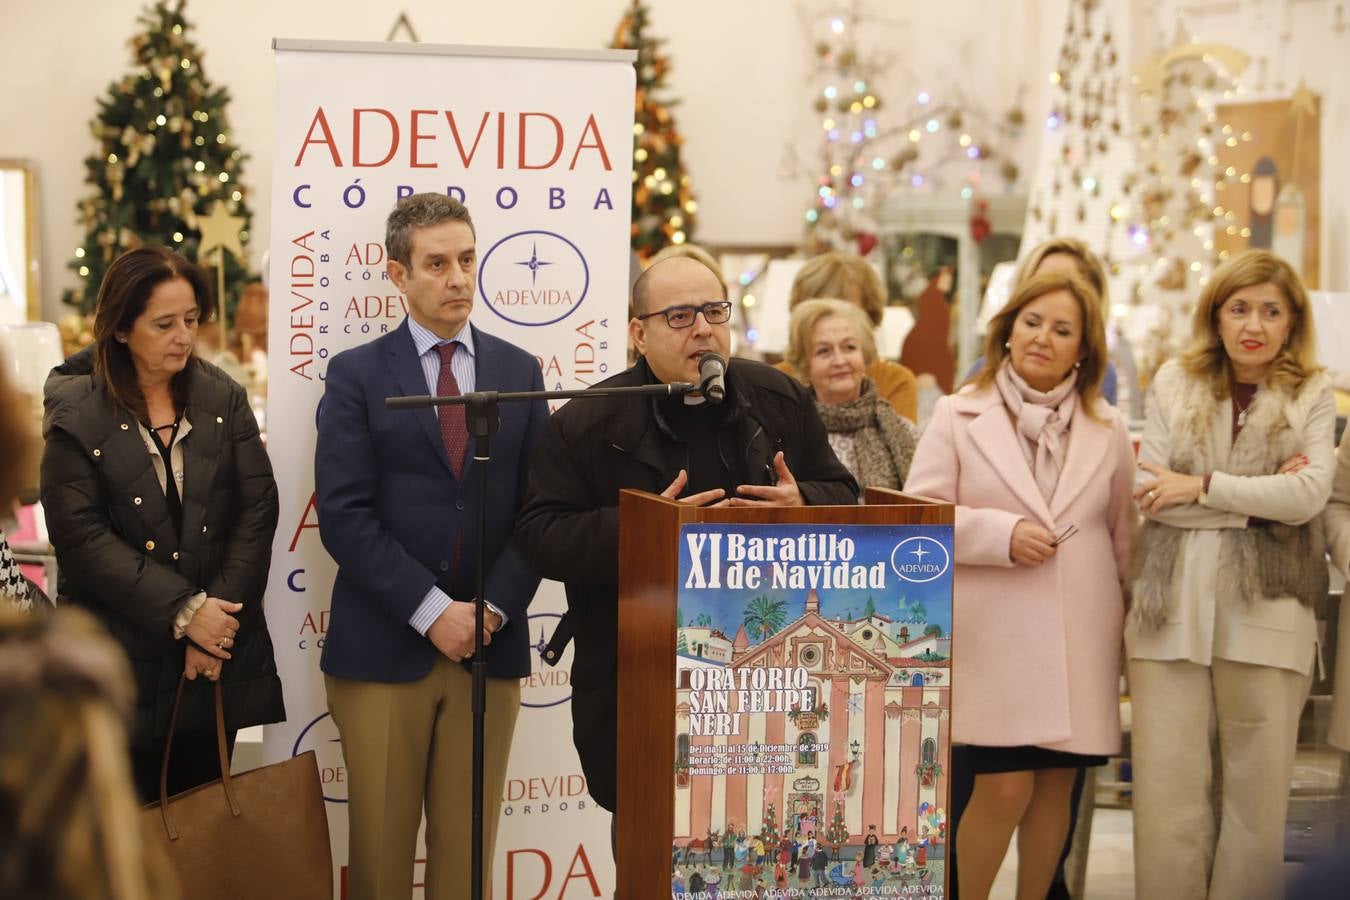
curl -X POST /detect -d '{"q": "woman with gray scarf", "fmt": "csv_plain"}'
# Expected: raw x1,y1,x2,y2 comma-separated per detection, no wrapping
1128,249,1335,900
785,299,916,492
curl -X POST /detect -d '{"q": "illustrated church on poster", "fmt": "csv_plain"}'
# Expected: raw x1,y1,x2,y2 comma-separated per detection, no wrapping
674,587,950,850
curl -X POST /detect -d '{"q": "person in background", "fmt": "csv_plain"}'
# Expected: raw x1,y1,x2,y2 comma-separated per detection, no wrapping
41,245,284,803
0,607,179,899
777,251,919,421
785,298,916,492
1128,249,1335,900
1325,432,1350,753
969,237,1120,407
905,272,1135,900
0,358,39,613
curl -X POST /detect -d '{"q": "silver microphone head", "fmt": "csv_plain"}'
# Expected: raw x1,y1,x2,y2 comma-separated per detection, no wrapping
698,353,727,403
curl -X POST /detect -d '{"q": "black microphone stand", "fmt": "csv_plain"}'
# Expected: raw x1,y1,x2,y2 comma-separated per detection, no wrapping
385,379,694,900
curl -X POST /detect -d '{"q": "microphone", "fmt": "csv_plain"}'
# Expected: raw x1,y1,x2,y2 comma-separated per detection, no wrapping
697,353,727,404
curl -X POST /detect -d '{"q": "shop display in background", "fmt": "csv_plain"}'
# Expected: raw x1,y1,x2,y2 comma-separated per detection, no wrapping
63,0,256,318
788,2,1027,256
611,0,699,261
1213,87,1321,286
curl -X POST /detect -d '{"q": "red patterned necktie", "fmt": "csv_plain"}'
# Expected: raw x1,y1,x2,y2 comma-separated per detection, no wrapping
435,342,468,476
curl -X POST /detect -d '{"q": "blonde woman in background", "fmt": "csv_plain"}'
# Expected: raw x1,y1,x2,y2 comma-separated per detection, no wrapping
785,298,916,492
0,607,178,899
777,251,918,422
1128,249,1334,900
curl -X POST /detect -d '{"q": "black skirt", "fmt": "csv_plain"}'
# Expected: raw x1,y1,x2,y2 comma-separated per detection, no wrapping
956,743,1107,774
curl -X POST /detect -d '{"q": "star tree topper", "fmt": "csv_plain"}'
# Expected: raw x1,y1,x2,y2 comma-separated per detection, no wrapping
197,200,245,261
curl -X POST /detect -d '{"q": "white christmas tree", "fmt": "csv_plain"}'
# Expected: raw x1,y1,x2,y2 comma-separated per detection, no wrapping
791,1,1025,255
1020,0,1138,276
1118,32,1246,378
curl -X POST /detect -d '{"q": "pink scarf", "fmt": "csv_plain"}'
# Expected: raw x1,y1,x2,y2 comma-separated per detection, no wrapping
994,362,1077,501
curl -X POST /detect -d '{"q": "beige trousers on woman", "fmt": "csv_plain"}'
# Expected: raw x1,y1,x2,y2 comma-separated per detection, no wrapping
1128,657,1310,900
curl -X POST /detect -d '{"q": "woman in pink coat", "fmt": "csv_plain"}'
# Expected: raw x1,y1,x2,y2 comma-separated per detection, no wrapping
905,271,1135,900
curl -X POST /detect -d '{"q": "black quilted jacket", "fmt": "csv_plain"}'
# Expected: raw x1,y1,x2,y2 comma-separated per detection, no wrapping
41,348,284,745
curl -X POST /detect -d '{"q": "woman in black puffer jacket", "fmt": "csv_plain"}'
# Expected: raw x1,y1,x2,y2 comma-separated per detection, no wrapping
41,245,283,802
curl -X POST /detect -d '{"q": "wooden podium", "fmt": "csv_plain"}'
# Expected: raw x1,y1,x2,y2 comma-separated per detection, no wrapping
615,487,954,897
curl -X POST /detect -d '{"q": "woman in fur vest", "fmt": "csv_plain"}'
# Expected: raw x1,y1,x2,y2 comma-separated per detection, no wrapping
1129,249,1335,900
785,298,917,492
905,272,1135,900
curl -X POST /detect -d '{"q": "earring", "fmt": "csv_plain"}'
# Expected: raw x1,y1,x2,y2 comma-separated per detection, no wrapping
1004,340,1011,349
1074,360,1082,369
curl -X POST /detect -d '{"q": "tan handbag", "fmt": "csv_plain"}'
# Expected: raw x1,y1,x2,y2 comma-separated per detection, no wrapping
141,676,332,899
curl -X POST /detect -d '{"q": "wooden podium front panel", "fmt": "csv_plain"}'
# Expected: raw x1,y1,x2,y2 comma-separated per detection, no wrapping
617,491,693,898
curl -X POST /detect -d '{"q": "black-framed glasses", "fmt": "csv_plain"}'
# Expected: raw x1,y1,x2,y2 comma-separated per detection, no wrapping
634,301,733,329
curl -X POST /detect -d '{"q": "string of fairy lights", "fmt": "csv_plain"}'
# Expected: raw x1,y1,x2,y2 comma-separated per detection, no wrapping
796,6,1026,252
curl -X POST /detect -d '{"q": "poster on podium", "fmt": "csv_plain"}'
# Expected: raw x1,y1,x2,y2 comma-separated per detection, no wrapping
672,524,953,898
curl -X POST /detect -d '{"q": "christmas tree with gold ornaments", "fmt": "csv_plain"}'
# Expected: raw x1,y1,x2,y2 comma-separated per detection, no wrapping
611,0,698,261
64,0,253,316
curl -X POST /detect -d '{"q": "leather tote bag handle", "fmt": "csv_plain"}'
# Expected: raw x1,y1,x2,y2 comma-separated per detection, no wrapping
154,675,241,840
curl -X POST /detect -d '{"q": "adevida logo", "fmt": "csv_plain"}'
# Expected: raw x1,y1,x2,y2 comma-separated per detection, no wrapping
522,612,572,708
890,536,951,584
292,712,348,803
479,230,589,327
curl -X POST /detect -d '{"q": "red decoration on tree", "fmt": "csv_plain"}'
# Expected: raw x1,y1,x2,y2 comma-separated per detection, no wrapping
969,198,991,243
854,231,878,257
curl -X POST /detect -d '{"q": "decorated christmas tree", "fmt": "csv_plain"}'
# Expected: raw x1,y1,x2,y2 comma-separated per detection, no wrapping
1119,33,1244,377
64,0,254,315
793,3,1026,255
611,0,698,261
825,799,849,856
1020,0,1137,275
761,803,779,846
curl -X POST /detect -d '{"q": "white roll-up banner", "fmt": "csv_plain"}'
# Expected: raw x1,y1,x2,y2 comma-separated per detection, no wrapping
266,38,634,898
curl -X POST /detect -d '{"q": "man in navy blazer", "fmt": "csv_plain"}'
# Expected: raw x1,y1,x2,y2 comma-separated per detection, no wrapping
315,193,546,900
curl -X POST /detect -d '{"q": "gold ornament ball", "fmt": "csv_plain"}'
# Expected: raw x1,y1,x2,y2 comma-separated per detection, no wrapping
814,97,829,113
815,41,831,57
839,49,856,67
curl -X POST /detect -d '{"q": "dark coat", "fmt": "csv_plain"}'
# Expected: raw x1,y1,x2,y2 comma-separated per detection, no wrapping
315,321,546,682
515,357,858,810
41,349,284,745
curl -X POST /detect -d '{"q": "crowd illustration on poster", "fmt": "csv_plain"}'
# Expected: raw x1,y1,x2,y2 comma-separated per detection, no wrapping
672,524,953,898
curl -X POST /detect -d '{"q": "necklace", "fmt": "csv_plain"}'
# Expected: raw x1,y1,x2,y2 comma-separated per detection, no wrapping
1234,393,1254,427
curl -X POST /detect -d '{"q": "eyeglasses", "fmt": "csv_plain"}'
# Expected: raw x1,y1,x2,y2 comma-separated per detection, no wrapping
634,301,733,329
1050,523,1078,547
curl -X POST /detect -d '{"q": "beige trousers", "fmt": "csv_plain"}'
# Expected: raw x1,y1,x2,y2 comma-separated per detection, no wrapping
326,656,521,900
1128,657,1310,900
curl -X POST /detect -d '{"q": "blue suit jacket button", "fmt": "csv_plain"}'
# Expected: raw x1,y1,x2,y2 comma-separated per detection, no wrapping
439,560,449,572
455,500,465,511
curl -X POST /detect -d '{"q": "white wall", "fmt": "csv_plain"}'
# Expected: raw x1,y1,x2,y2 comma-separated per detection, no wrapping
0,0,1052,320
